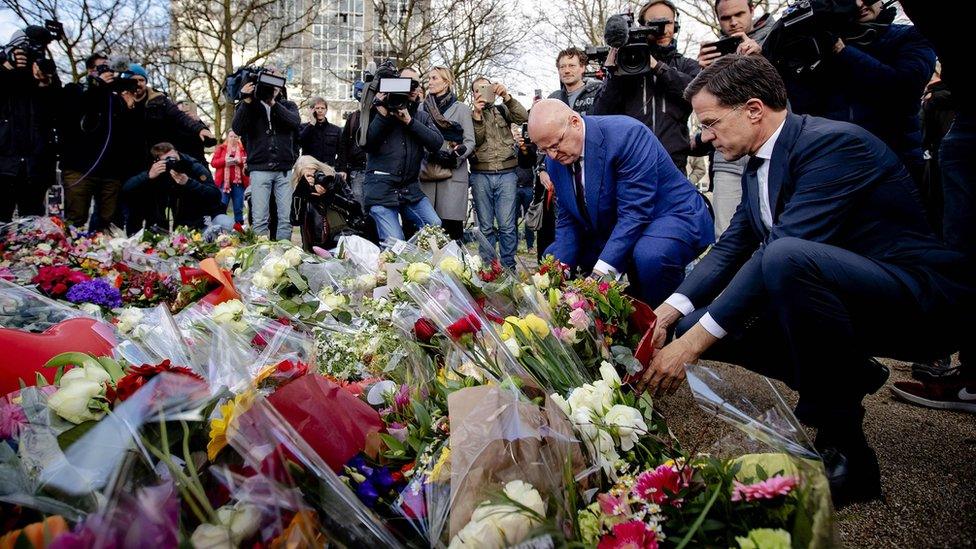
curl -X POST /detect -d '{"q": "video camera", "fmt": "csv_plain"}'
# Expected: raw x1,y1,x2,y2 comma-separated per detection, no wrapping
762,0,883,76
601,12,672,76
377,76,418,112
94,57,141,94
0,20,64,74
583,45,611,80
224,66,287,102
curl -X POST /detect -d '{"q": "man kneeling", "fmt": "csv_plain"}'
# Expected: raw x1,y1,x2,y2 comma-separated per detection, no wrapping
640,55,975,506
528,100,714,306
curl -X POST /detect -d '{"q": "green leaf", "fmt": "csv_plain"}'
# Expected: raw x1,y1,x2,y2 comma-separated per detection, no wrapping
756,464,768,481
412,400,432,432
97,356,126,383
379,433,405,453
57,420,99,450
286,268,309,292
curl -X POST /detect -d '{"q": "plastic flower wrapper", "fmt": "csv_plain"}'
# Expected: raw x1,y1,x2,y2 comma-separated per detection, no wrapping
404,270,534,386
445,383,584,544
392,439,452,547
228,394,405,547
336,234,382,273
684,363,835,548
0,279,95,331
113,304,197,373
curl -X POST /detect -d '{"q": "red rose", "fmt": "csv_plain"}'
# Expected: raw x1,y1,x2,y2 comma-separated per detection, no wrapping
115,360,204,402
413,317,438,342
446,313,481,340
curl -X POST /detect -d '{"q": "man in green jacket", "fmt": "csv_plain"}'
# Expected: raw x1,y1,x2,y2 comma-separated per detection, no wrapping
470,77,528,269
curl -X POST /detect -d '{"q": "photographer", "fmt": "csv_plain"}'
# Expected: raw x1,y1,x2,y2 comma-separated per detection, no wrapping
419,66,475,241
0,28,61,222
175,99,208,162
362,67,444,242
470,76,528,269
231,70,302,241
778,0,935,185
125,64,214,166
121,142,223,234
549,47,604,115
291,155,367,251
696,0,776,237
59,54,143,230
592,0,701,173
299,97,341,166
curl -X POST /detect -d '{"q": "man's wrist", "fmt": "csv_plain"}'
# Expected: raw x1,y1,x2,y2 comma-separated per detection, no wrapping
681,323,717,357
655,303,683,330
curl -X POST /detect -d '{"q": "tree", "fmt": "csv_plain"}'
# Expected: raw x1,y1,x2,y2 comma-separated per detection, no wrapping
167,0,318,135
1,0,168,82
537,0,631,49
681,0,790,35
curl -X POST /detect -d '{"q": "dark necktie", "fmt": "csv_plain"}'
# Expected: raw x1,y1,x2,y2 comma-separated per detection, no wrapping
573,160,591,225
744,156,767,235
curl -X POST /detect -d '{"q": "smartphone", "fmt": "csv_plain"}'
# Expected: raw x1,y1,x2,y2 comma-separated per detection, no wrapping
534,88,543,101
704,35,744,56
47,183,64,217
476,82,496,104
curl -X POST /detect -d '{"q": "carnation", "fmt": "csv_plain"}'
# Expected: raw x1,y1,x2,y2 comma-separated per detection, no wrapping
731,475,798,503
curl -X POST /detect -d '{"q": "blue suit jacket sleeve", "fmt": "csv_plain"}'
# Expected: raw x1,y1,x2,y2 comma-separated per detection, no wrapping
543,162,581,267
597,123,661,270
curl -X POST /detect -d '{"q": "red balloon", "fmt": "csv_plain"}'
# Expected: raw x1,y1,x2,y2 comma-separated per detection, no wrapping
0,318,116,395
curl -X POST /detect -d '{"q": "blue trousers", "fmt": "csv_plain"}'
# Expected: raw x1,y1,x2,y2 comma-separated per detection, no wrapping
471,171,518,269
222,184,245,224
676,237,956,429
250,170,292,241
369,198,441,242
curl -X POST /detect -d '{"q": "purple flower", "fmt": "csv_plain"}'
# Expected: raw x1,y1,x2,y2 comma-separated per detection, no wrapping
0,397,27,440
394,384,410,410
65,279,123,309
370,467,395,491
356,480,379,507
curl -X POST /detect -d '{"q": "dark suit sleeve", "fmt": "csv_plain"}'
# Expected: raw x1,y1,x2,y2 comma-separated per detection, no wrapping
832,28,935,104
273,101,302,132
597,124,660,270
543,162,581,267
653,57,700,103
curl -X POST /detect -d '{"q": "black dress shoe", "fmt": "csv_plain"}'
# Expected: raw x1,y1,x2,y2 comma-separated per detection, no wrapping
862,358,890,395
819,444,883,508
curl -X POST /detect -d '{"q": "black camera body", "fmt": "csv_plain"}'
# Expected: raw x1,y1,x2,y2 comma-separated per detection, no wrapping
762,0,869,76
95,64,141,94
601,13,674,77
0,20,64,71
224,66,287,102
164,156,192,175
377,77,417,112
313,171,335,189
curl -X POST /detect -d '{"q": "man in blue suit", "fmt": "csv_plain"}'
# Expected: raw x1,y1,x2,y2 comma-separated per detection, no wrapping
527,100,714,306
639,55,975,506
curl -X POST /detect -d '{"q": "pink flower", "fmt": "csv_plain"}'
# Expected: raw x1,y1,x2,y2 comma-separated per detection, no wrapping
0,397,27,440
598,281,610,294
597,520,658,549
632,463,687,506
569,307,589,330
731,475,798,502
597,493,628,516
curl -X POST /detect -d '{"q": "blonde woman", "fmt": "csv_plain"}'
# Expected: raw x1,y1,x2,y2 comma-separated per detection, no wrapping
419,66,475,240
290,155,345,251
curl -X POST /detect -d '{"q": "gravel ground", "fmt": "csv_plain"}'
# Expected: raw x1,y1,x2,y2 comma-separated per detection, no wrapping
659,358,976,548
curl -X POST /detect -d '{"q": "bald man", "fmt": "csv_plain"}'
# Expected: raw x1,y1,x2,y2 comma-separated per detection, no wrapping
528,100,714,305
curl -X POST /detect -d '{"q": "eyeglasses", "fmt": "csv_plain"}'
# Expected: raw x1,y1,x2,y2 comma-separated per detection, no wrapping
537,125,569,155
700,105,744,136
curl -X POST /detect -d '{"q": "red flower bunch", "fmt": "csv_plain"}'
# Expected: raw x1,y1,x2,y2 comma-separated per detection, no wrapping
31,266,90,298
597,520,659,549
446,313,482,340
115,360,204,402
632,463,690,506
413,317,438,342
478,259,504,283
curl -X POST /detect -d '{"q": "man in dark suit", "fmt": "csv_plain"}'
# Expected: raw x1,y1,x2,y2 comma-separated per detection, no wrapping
638,55,974,506
527,100,714,306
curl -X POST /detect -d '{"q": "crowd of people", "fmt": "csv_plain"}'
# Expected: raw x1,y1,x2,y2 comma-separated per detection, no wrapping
1,0,972,508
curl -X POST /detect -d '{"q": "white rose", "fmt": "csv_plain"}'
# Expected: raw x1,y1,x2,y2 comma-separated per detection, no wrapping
439,257,466,277
319,291,348,313
599,361,621,388
189,524,232,548
265,257,290,278
115,307,145,335
567,382,613,416
405,262,433,284
221,504,261,543
366,380,398,406
252,273,274,290
211,299,248,332
531,273,550,290
79,303,102,316
604,404,647,451
47,379,105,424
503,480,546,515
550,393,571,417
468,255,483,272
215,247,237,269
449,517,504,549
589,380,615,414
282,247,303,267
60,364,111,385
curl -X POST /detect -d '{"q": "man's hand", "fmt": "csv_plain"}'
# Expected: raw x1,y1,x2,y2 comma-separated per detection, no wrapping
375,93,389,117
651,303,683,350
337,171,348,181
393,108,411,125
649,53,659,70
311,184,327,196
120,91,136,109
637,323,718,397
736,33,761,56
170,171,189,186
148,160,168,179
240,82,255,104
492,83,511,102
199,129,214,142
538,170,553,192
2,49,27,71
698,44,721,69
96,69,115,85
833,38,845,54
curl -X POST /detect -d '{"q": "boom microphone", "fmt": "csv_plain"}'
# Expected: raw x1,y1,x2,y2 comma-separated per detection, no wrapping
604,14,631,49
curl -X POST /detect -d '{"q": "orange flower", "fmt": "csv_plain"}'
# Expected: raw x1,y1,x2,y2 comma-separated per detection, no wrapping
0,516,69,549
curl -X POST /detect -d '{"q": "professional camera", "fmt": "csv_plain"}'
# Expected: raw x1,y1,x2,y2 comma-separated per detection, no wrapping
164,156,192,174
762,0,880,76
223,66,287,102
583,45,611,80
95,58,141,94
602,12,672,76
313,170,335,189
0,20,64,69
428,144,468,169
377,76,418,112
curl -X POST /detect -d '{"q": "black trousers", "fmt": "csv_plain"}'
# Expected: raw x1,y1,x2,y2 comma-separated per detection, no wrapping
0,174,49,222
677,237,956,431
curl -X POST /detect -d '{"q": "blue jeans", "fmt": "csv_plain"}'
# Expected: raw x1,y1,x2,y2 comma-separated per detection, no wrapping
250,170,292,240
369,197,441,242
471,171,518,268
515,184,535,249
222,184,245,224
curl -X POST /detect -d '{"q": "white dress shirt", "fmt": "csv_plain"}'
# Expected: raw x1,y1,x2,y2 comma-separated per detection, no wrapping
663,118,787,339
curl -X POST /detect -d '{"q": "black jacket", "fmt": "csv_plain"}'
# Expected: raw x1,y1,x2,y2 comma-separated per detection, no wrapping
363,108,443,208
122,153,222,232
0,68,59,179
136,89,207,162
592,45,700,168
58,79,143,179
337,111,367,172
784,24,936,170
300,120,341,165
231,99,302,172
548,79,604,115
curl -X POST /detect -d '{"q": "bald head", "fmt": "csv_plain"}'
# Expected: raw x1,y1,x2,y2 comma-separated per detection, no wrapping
528,99,585,165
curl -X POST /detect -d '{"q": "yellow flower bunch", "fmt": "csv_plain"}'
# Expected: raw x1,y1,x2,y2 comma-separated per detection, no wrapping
500,314,550,340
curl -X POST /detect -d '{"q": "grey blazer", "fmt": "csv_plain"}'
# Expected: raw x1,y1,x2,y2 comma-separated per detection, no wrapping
419,100,476,221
